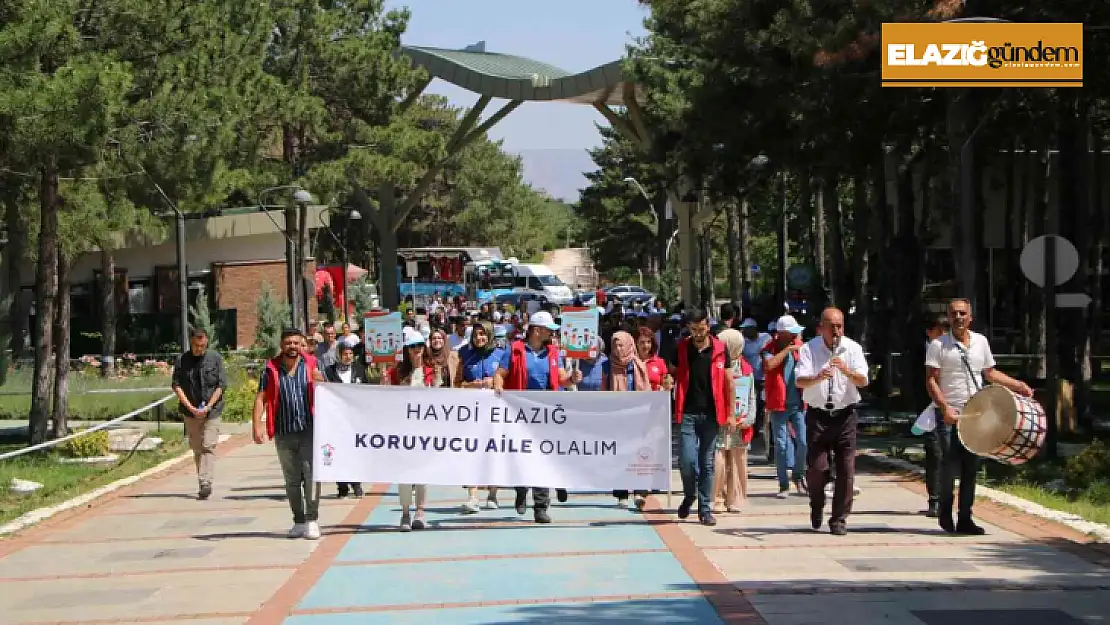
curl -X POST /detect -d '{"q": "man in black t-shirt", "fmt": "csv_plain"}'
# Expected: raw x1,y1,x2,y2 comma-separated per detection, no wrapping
171,328,227,500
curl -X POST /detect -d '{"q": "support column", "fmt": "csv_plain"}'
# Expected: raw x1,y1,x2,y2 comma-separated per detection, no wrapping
671,190,696,307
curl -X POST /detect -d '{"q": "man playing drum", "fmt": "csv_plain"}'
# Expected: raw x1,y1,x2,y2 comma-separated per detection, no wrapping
925,298,1033,535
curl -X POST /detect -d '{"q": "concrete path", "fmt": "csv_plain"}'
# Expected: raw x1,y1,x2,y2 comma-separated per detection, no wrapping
1,434,1108,625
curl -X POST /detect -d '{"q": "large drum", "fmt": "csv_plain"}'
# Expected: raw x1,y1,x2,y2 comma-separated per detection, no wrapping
957,386,1047,465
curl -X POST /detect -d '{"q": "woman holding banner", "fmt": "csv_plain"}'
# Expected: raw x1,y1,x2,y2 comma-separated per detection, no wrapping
454,321,504,513
387,328,437,531
492,311,582,524
603,330,654,510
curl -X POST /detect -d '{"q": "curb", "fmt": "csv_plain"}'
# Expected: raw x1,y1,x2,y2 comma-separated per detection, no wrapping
859,448,1110,543
0,434,231,536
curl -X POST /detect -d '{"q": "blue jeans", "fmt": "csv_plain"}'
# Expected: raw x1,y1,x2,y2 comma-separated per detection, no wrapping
679,412,719,514
771,410,807,490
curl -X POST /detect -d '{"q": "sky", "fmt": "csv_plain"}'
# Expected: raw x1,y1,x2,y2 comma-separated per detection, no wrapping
385,0,649,152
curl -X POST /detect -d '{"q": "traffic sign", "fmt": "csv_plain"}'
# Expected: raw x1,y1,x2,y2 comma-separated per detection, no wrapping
1020,235,1079,287
1056,293,1093,308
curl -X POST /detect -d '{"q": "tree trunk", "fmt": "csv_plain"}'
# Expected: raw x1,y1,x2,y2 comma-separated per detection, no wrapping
1090,133,1105,363
52,253,71,439
378,183,400,310
1027,145,1050,378
739,198,752,308
852,167,875,347
824,176,848,311
947,89,978,308
298,198,311,328
726,198,742,304
29,157,60,445
100,249,117,377
812,175,826,291
5,202,27,359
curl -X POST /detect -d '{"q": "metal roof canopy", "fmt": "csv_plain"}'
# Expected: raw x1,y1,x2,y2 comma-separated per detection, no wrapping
352,42,649,309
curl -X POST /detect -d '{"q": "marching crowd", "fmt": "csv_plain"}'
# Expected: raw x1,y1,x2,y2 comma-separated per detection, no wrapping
170,293,1032,541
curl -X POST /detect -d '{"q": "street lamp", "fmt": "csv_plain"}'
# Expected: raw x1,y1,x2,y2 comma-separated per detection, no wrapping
623,177,661,230
317,207,362,321
257,186,312,328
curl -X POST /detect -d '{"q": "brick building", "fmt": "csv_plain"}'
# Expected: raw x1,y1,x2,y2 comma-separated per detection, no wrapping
15,211,326,352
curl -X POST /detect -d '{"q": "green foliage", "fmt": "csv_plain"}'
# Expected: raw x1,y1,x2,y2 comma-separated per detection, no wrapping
254,282,289,357
348,275,378,319
60,429,111,458
1064,440,1110,490
1085,481,1110,506
220,367,257,424
653,269,678,307
189,285,218,350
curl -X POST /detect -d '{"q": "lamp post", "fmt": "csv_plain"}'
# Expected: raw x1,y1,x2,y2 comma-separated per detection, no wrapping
318,207,363,321
257,185,310,328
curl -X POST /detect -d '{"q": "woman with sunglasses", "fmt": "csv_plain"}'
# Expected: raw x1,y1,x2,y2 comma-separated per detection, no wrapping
386,327,436,531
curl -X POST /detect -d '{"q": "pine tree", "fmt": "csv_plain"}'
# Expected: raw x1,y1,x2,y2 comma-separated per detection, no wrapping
254,282,290,357
189,285,218,350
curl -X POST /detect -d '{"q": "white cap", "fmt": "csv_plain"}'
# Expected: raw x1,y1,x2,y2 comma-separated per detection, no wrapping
492,311,503,322
739,318,758,328
529,311,560,331
775,315,804,335
402,327,425,346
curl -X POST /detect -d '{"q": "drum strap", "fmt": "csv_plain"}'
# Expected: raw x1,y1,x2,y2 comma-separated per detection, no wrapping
954,341,984,395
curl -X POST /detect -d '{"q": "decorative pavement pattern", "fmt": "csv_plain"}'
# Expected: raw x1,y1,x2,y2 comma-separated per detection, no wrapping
1,434,1109,625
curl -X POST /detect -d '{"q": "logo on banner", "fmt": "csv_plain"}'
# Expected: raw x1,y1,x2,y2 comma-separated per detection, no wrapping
320,443,335,467
881,22,1083,88
637,447,654,462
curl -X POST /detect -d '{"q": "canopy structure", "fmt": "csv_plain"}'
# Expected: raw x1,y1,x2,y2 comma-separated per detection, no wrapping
353,42,696,309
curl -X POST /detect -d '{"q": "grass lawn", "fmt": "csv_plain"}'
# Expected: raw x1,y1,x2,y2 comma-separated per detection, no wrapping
991,482,1110,527
0,429,188,527
0,371,177,422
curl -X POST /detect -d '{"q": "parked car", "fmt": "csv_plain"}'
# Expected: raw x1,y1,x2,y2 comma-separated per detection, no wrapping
604,285,655,305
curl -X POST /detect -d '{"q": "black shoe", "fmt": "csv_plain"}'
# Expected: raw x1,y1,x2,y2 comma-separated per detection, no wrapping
198,484,212,501
810,508,823,530
830,523,848,536
556,489,568,503
925,502,938,518
337,487,349,499
515,490,527,515
352,485,364,498
677,496,695,519
700,512,717,526
956,519,986,535
939,515,956,533
534,508,552,524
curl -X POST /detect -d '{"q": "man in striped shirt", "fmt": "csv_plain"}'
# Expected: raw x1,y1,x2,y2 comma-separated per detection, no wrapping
253,328,325,540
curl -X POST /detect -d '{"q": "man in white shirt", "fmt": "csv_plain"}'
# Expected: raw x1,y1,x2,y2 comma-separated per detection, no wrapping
926,298,1032,536
795,307,869,536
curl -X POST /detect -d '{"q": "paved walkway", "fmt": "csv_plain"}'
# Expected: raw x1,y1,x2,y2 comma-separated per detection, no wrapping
1,433,1109,625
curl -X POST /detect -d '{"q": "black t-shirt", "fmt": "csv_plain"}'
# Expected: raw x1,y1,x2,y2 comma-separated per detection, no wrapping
171,350,227,418
682,339,730,417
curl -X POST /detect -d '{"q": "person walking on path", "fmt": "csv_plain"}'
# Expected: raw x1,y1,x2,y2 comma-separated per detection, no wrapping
795,308,869,536
388,328,438,531
493,311,582,524
171,327,227,501
323,342,368,499
762,315,808,498
454,321,504,513
926,298,1032,536
920,314,950,518
671,309,734,527
252,328,325,540
603,331,652,510
714,329,755,514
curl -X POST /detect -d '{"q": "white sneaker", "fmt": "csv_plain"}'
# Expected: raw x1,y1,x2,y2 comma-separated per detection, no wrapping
287,523,307,539
304,521,321,540
776,490,789,499
634,496,647,511
399,513,412,532
484,497,499,510
461,498,481,514
616,498,629,509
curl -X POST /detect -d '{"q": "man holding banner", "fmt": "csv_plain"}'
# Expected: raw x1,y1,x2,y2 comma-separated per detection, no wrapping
493,310,582,524
253,328,326,540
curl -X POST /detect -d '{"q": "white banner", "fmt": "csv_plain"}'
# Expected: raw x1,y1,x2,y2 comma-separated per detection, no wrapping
313,385,671,490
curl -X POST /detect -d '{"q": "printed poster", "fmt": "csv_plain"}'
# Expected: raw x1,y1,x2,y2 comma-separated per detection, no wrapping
364,311,403,364
559,306,600,359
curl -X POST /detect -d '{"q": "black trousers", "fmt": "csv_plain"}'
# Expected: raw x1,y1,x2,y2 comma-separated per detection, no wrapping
805,406,858,527
923,428,943,505
936,422,979,521
336,482,361,494
613,489,649,499
515,486,551,510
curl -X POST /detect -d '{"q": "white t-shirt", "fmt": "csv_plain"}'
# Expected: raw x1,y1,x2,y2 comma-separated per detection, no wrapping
925,331,995,409
795,336,869,410
338,368,352,384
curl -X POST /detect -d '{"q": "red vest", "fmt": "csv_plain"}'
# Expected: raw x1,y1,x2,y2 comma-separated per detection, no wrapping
263,354,318,439
674,336,730,425
761,337,806,412
504,340,560,391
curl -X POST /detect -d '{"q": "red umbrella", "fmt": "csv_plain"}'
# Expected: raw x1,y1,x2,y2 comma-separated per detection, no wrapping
314,269,335,300
346,264,368,282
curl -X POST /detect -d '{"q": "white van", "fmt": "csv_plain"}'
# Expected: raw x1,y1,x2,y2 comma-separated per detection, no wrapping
514,264,574,305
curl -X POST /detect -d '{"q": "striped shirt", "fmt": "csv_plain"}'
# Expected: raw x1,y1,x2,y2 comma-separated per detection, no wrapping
258,358,311,435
